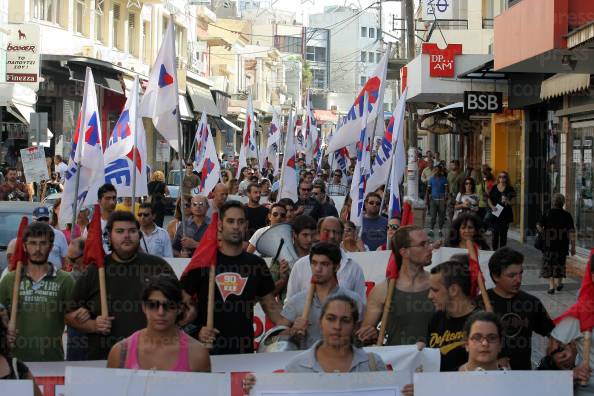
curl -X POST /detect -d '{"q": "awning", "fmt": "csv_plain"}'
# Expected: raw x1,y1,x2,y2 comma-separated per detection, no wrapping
67,62,124,94
187,85,220,117
425,102,464,115
178,94,194,121
540,73,591,100
221,116,241,131
6,102,54,146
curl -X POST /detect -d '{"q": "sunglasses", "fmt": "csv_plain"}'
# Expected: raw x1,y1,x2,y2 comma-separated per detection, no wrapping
271,212,286,218
67,254,83,262
388,224,399,230
144,299,178,312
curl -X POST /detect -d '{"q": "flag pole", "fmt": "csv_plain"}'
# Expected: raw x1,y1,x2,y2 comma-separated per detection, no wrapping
278,109,293,198
131,77,139,215
376,278,396,346
466,240,493,312
171,21,186,236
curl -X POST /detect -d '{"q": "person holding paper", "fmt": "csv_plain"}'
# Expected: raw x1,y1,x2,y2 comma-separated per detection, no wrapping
487,171,516,250
107,275,210,372
278,242,364,349
357,225,434,346
427,260,479,371
459,311,506,372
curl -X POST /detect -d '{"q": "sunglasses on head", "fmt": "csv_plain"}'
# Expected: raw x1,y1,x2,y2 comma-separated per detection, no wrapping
144,299,178,312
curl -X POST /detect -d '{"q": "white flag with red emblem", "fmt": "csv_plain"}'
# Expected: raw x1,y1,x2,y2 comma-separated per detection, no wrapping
279,111,298,202
103,76,148,198
237,95,257,177
140,21,179,149
262,109,281,175
196,113,220,196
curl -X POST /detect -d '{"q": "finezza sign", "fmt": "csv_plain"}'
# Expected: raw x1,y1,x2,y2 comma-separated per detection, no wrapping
6,24,40,91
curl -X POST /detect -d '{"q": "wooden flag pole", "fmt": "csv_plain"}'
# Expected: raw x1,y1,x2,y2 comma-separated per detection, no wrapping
376,278,396,346
581,331,592,385
207,265,216,330
98,267,109,317
302,282,316,321
466,240,493,312
7,260,23,339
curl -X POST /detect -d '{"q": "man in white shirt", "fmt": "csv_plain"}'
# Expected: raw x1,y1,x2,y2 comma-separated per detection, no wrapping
54,155,68,184
32,206,68,269
286,216,367,304
138,203,173,258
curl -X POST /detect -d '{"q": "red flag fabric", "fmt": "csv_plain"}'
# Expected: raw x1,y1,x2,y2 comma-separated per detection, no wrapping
83,204,105,268
554,249,594,332
385,252,399,280
9,217,29,271
181,212,219,279
468,242,481,298
401,201,414,226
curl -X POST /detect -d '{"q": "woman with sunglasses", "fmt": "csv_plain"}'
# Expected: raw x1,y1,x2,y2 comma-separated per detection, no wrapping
454,177,479,220
460,311,508,371
341,220,369,252
107,275,210,372
488,171,516,250
377,218,401,251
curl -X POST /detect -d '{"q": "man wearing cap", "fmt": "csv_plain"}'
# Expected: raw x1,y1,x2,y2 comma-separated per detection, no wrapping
34,206,68,269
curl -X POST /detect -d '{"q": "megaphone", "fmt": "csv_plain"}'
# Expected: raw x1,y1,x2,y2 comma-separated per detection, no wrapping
256,223,299,265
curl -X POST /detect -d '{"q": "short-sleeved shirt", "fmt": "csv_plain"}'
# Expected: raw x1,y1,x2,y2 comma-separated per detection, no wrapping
285,341,387,372
0,265,74,361
428,176,448,200
70,252,174,360
49,226,68,269
172,218,209,254
427,309,478,372
447,170,465,196
361,215,388,251
246,205,269,238
281,285,364,349
296,197,322,220
181,251,275,355
141,226,173,257
484,289,554,370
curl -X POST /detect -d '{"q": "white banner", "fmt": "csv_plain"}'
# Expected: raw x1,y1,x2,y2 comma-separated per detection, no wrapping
20,146,48,183
0,381,33,396
414,371,572,396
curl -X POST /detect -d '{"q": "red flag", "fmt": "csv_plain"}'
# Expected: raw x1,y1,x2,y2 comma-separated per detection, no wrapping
468,242,481,298
9,217,28,271
83,204,105,268
181,212,219,279
554,249,594,332
385,252,399,280
401,201,414,226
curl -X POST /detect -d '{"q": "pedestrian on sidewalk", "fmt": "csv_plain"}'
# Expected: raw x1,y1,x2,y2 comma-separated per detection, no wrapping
454,177,480,220
426,164,449,238
488,171,516,249
447,160,465,222
537,193,576,294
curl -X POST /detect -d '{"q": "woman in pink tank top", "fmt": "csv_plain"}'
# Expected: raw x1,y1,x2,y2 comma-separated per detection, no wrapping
107,275,210,372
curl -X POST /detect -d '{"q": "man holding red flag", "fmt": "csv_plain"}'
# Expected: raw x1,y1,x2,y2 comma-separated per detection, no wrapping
181,200,284,355
357,225,434,345
0,222,77,361
68,210,175,360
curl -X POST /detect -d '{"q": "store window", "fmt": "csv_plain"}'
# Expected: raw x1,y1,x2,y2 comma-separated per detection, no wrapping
571,126,594,249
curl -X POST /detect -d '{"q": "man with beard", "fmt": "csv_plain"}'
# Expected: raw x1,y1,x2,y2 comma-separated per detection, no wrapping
67,211,175,360
83,183,117,253
0,167,29,201
182,200,284,355
357,226,434,346
245,183,269,238
0,222,79,361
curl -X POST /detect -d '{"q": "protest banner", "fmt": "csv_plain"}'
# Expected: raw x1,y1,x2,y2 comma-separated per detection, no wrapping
65,366,229,396
251,371,410,396
0,381,33,396
414,371,572,396
20,146,49,183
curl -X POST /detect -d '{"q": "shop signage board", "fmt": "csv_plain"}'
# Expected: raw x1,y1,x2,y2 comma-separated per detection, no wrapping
421,43,462,78
6,24,40,91
463,91,503,113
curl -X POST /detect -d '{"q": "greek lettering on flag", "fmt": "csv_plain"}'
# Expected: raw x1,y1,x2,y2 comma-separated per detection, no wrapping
349,93,371,227
103,76,148,197
388,89,408,219
59,67,104,229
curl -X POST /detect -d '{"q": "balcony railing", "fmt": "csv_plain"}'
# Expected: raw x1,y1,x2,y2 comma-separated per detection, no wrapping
482,18,494,29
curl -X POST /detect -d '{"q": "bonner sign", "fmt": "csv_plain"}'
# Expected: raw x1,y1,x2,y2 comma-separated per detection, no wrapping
6,24,41,91
422,43,462,78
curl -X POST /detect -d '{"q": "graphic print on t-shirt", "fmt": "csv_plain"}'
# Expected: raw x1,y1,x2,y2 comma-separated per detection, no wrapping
215,272,248,302
429,329,465,355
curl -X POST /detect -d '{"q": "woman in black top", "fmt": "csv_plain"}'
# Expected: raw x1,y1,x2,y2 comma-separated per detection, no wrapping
488,171,516,250
0,312,42,395
147,170,169,227
446,213,490,250
537,193,576,294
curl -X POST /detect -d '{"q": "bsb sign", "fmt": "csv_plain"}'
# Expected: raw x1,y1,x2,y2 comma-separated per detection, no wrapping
464,91,504,113
5,24,40,91
422,43,462,78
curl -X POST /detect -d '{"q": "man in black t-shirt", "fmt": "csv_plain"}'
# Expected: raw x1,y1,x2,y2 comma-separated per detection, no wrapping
182,200,284,355
67,211,175,359
245,183,269,239
484,247,555,370
427,260,478,371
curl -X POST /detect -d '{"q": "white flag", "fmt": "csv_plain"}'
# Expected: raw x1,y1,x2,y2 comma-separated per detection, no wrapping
349,93,372,227
263,110,281,175
140,22,179,149
279,111,299,202
237,95,257,177
193,111,210,172
302,93,318,165
103,76,148,198
389,89,408,219
59,67,104,228
366,88,408,195
197,118,220,196
328,50,389,152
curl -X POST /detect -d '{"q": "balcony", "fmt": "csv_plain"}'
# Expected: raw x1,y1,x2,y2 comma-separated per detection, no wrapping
482,18,494,29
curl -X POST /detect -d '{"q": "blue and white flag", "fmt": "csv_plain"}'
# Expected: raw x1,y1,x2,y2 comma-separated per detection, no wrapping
349,93,371,227
388,89,408,219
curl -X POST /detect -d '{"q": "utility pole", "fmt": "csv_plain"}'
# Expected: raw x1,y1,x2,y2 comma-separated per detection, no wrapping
404,0,416,148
